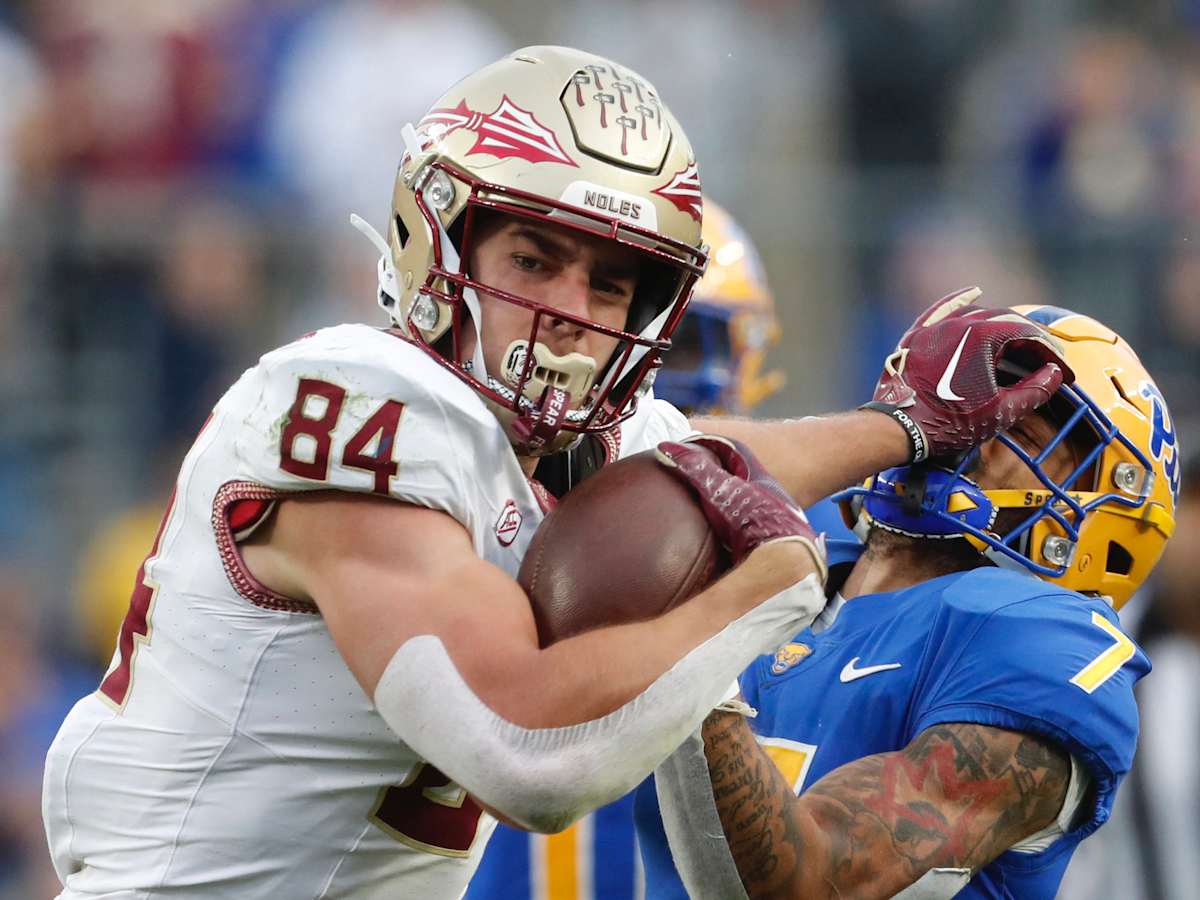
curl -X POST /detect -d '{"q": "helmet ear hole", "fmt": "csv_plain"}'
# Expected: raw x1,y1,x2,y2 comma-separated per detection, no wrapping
394,214,410,249
1106,541,1133,576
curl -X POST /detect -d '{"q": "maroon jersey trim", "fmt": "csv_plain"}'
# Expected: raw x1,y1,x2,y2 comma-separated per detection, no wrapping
597,426,621,466
212,481,320,615
526,478,557,514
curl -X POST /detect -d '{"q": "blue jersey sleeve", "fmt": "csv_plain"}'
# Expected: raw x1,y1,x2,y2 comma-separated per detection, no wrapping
911,571,1149,838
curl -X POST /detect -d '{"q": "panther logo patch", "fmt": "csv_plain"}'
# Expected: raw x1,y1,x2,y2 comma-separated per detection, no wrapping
771,642,813,675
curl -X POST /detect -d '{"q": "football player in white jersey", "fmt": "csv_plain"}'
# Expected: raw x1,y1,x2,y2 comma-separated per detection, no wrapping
43,46,1071,899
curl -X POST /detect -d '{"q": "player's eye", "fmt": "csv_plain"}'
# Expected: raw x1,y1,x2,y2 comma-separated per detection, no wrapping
512,253,543,272
592,277,633,301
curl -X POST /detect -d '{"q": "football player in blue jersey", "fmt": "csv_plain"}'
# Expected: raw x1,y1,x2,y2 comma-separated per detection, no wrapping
636,303,1180,899
467,199,800,900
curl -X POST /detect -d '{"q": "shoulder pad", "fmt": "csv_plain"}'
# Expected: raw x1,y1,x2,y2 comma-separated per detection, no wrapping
931,567,1074,614
218,326,519,530
914,575,1147,839
616,395,694,459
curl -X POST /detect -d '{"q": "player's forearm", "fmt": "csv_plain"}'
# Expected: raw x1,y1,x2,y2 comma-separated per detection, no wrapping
692,410,910,507
485,541,815,728
373,547,824,833
699,710,831,899
699,710,917,899
702,710,934,899
700,714,1075,899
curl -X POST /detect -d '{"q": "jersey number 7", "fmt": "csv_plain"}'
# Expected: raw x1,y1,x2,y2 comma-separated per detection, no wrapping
1070,612,1136,694
280,378,405,494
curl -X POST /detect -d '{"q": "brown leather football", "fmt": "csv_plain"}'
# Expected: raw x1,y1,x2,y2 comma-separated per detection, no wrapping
520,448,730,647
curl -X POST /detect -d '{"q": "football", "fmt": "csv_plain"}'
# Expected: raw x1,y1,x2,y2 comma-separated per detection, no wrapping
519,448,730,646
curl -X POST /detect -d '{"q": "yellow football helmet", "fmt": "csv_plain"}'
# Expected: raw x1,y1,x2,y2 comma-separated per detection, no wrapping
653,199,784,414
842,305,1179,609
352,46,707,454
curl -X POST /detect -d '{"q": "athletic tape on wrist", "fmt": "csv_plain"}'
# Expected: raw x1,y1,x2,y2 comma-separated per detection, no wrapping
714,678,757,717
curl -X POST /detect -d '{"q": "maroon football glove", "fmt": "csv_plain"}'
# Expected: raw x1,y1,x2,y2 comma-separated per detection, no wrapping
655,435,827,581
865,287,1075,462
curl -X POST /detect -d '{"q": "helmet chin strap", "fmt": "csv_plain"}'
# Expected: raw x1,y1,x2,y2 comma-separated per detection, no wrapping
512,385,574,455
981,545,1041,578
350,125,488,379
349,213,406,333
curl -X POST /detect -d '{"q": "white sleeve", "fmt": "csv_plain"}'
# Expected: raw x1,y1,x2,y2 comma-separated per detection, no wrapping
647,396,696,442
655,729,749,899
373,574,828,833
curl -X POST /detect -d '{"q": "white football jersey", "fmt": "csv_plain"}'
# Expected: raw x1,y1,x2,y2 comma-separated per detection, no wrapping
43,325,691,899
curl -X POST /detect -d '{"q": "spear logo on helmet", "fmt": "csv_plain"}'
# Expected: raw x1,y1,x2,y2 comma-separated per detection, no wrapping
653,161,703,222
417,96,577,167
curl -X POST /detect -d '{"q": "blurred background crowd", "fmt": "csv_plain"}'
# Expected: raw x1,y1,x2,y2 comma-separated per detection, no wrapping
2,0,1198,896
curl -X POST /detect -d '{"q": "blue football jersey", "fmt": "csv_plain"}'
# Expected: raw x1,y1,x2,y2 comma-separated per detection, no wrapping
637,565,1150,899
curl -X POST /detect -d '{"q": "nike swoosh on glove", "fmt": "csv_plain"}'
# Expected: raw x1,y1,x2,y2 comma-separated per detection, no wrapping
864,287,1075,462
655,435,827,582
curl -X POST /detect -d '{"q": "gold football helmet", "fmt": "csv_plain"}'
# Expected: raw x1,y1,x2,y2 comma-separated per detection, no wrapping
353,46,706,453
842,306,1179,609
653,199,784,414
995,306,1179,607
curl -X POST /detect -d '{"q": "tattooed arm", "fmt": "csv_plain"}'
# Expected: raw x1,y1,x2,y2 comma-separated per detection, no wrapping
701,712,1072,900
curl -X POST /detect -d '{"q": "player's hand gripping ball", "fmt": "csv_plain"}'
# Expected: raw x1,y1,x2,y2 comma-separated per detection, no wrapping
655,435,825,573
520,436,825,646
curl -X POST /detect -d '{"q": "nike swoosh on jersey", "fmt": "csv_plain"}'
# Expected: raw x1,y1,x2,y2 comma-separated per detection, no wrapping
839,657,903,683
935,328,972,402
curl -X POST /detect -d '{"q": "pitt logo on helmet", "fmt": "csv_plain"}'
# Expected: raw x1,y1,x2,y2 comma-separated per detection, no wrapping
1139,380,1181,503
